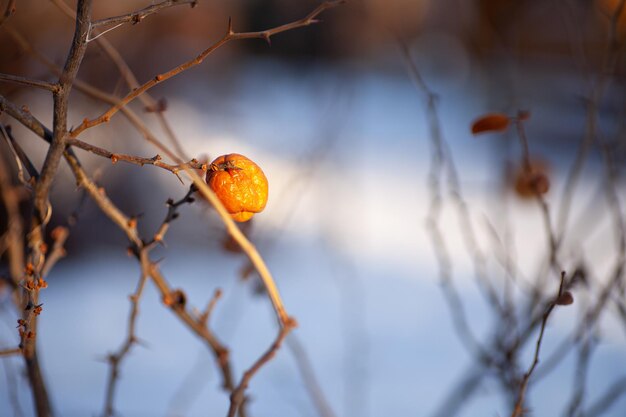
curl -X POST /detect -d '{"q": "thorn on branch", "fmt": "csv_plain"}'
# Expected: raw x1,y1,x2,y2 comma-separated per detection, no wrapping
228,17,234,35
262,32,271,46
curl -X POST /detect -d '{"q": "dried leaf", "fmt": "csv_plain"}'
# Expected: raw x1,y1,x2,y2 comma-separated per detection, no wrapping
471,113,510,135
556,291,574,306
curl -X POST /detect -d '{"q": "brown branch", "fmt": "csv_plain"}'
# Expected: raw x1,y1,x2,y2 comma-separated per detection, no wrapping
0,347,21,357
90,0,197,30
44,0,321,327
198,288,223,328
0,0,15,27
64,151,142,247
0,94,53,141
148,185,197,247
69,0,344,138
510,271,567,417
62,153,241,405
146,184,197,247
41,226,69,278
0,73,58,92
227,319,297,417
4,27,206,183
33,0,92,223
0,142,25,286
68,138,206,177
2,57,244,416
147,265,238,394
49,0,189,158
1,124,40,183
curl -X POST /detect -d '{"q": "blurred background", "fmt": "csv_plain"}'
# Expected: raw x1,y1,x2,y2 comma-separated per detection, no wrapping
1,0,626,416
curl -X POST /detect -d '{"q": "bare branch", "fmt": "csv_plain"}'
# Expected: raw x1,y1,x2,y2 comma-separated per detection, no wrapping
287,335,338,417
1,124,40,183
32,0,92,223
227,320,297,417
510,271,568,417
148,185,197,247
68,138,206,176
0,347,21,357
41,227,69,278
583,376,626,417
69,0,344,137
0,142,24,286
0,0,16,27
0,73,58,92
91,0,197,30
101,257,149,417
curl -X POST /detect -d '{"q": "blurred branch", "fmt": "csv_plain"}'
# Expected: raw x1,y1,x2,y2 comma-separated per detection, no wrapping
430,369,485,417
0,0,15,27
513,115,560,272
0,131,25,286
399,39,493,361
0,73,58,92
556,0,626,241
40,227,69,278
583,376,626,417
287,335,338,417
90,0,197,31
101,260,149,417
510,271,567,417
563,334,593,417
0,347,21,357
1,124,40,183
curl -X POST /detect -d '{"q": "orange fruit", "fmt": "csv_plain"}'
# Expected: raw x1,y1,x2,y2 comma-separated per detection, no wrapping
205,153,268,222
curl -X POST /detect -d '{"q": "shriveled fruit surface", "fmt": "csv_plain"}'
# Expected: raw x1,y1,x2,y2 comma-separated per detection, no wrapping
206,153,268,222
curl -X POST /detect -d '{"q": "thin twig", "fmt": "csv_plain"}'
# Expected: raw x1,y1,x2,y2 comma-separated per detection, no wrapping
510,271,567,417
49,0,189,158
148,185,197,247
41,227,69,278
69,0,344,137
0,73,58,92
68,138,206,176
32,0,92,223
0,0,16,27
287,335,338,417
1,124,40,184
227,319,297,417
0,347,21,357
399,38,494,361
90,0,197,30
101,257,149,417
